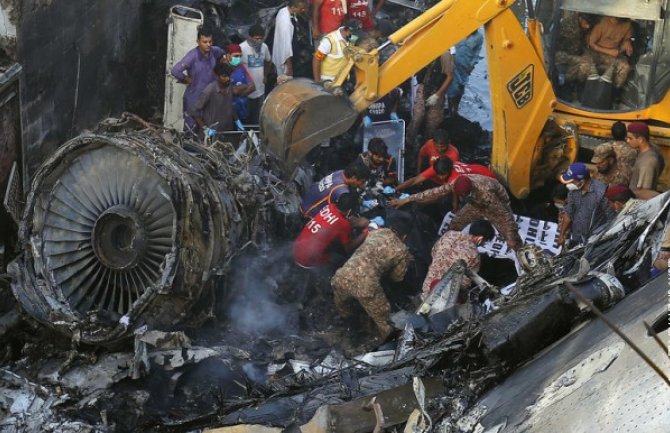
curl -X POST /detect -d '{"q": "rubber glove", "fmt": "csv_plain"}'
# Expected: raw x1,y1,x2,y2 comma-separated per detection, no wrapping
390,112,400,122
204,127,216,138
399,193,410,200
370,216,385,227
361,199,378,210
362,115,372,128
383,186,396,195
235,120,245,131
425,93,440,107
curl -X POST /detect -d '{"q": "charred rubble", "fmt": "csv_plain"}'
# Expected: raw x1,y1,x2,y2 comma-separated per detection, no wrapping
0,112,668,431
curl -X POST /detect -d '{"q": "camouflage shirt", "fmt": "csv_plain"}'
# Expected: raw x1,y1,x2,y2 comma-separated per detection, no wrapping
593,163,632,186
423,231,480,294
335,228,411,282
557,11,589,56
609,140,638,167
410,174,510,208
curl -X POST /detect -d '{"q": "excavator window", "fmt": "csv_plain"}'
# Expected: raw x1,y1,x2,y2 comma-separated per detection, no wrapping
537,1,667,112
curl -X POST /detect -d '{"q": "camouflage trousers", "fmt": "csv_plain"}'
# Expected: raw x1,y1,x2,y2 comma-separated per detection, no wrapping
449,203,522,250
557,51,631,89
407,84,445,150
555,51,586,83
331,271,393,338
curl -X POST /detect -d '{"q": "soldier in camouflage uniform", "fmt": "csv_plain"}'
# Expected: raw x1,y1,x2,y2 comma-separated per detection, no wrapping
554,11,595,83
590,143,632,186
422,220,494,297
330,221,412,339
606,121,638,167
391,174,523,251
577,16,634,89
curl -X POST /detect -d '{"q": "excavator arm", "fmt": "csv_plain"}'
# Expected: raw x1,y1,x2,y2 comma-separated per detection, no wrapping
261,0,559,198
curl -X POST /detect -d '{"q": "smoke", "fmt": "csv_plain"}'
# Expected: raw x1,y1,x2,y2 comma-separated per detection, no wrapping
224,242,301,337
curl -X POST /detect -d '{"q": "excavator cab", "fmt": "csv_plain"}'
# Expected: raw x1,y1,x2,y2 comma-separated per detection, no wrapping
537,0,669,112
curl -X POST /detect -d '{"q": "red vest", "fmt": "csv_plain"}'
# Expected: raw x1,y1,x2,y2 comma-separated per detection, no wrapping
319,0,346,34
347,0,374,30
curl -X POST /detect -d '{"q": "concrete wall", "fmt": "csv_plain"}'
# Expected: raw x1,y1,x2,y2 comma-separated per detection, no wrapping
17,0,172,184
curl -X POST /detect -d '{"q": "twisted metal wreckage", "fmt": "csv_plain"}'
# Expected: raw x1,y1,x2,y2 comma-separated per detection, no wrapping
1,113,669,431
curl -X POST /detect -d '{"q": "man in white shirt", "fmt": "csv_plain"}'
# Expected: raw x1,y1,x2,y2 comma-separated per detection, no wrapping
240,24,272,124
272,0,308,78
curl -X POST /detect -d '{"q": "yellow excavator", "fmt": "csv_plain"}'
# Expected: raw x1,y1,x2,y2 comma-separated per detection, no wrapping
260,0,670,199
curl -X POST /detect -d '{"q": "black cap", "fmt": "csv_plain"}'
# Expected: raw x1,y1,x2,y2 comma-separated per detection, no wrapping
342,18,362,31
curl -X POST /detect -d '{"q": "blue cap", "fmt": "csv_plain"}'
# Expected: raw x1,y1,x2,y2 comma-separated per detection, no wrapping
560,163,589,183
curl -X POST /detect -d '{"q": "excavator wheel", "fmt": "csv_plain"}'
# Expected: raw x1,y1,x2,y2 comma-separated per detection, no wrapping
260,78,359,178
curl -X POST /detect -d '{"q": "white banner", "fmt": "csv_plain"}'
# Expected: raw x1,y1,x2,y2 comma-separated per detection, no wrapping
439,212,560,259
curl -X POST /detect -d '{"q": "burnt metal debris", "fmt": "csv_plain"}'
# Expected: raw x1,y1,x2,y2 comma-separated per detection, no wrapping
8,114,301,345
1,116,669,430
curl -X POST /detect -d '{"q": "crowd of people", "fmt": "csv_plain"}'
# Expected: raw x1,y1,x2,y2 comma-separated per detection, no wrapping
170,0,480,139
168,3,669,342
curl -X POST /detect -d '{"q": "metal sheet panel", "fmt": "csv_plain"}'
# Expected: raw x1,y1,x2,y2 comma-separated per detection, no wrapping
561,0,663,21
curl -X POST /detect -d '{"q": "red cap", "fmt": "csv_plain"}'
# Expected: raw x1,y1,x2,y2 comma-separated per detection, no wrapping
627,121,649,135
453,176,472,196
226,43,242,54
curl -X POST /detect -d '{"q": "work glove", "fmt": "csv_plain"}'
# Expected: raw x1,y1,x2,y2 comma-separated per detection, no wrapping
235,120,245,131
399,193,410,200
204,127,216,138
390,112,400,122
425,93,440,107
362,115,372,128
370,216,385,227
383,186,396,195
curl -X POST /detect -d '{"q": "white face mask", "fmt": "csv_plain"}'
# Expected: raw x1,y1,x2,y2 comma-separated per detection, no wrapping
566,182,580,191
554,203,565,209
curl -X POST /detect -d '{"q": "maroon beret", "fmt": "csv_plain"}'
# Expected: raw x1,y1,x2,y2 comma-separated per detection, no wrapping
605,184,632,201
627,121,649,135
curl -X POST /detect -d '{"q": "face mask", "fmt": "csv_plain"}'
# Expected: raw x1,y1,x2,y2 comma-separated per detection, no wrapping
348,34,359,43
566,182,580,191
248,40,262,49
230,57,242,66
554,203,565,209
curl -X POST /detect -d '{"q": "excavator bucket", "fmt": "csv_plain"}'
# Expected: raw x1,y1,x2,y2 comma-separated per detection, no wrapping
260,78,359,178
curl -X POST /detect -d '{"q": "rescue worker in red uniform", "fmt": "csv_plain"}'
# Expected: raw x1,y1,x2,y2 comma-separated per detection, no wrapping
347,0,386,31
416,129,460,172
294,193,368,269
397,157,495,192
312,0,347,39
